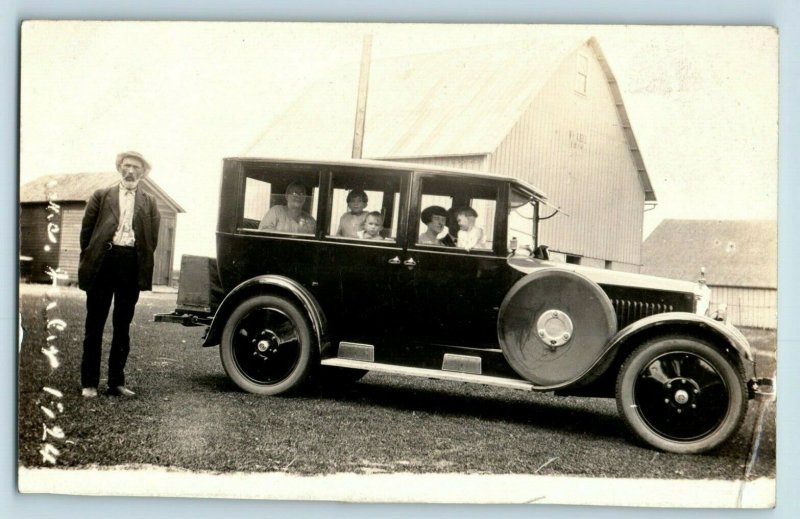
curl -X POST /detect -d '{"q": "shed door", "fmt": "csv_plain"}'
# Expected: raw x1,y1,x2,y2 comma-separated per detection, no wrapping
153,218,174,286
161,225,174,285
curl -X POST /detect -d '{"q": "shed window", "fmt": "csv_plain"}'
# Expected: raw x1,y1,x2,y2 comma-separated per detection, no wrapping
575,54,588,95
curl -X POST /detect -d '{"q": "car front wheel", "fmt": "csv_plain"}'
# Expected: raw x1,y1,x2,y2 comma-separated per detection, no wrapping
615,335,747,454
220,295,315,395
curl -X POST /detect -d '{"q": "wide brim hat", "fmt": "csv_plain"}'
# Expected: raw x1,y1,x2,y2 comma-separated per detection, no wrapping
115,151,151,174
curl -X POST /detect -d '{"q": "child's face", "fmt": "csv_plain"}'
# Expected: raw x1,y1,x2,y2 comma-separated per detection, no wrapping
348,196,366,214
457,213,475,231
364,216,382,236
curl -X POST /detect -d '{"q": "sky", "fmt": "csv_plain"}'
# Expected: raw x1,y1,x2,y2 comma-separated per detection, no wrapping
19,22,778,265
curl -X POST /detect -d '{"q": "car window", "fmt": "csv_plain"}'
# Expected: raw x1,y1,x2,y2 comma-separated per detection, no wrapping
241,171,319,236
507,186,537,251
415,176,497,252
326,170,401,242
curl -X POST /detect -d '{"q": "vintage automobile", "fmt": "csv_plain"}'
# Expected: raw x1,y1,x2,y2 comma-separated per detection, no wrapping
156,157,773,454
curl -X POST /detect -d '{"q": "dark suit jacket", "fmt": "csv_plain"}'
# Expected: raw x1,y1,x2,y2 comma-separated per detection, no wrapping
78,185,161,292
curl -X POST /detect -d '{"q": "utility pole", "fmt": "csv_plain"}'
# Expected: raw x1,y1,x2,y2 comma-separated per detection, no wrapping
351,34,372,159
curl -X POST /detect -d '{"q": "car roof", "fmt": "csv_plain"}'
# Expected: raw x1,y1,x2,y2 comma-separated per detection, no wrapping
226,156,548,200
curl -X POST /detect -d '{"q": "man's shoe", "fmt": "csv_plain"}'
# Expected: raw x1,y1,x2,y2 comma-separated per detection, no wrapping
107,386,136,397
81,387,98,398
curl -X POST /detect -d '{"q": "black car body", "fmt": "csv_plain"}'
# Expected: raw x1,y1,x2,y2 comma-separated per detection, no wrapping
157,157,773,454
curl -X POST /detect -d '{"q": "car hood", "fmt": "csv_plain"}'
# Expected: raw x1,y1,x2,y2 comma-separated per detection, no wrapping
507,256,698,294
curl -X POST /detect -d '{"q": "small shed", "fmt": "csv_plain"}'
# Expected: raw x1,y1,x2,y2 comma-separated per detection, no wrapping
246,37,654,272
642,219,777,329
20,172,184,287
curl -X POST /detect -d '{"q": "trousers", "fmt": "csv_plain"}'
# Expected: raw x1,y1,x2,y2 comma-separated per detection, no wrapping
80,246,140,388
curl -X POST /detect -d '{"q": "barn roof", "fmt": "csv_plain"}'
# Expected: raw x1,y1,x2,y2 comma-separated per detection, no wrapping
245,37,655,201
361,39,575,159
20,172,185,213
641,219,777,289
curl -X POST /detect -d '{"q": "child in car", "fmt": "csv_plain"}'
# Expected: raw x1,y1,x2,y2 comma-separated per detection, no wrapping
456,206,485,251
358,211,386,240
337,190,368,238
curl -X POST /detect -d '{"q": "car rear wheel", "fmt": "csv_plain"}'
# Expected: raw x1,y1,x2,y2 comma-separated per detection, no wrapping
616,335,747,454
220,295,315,395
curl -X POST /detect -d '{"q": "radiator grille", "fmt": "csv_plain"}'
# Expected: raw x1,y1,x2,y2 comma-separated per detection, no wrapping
612,299,673,327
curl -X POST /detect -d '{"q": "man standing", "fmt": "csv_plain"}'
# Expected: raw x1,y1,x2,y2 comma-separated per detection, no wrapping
78,151,161,397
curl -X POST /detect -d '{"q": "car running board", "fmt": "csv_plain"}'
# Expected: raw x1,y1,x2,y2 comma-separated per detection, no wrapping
320,357,535,392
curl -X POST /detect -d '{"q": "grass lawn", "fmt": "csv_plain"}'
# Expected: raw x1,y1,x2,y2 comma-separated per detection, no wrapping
18,283,776,479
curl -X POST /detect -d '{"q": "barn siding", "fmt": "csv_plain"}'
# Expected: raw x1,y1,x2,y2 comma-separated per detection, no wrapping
57,203,84,285
710,286,777,329
487,43,645,269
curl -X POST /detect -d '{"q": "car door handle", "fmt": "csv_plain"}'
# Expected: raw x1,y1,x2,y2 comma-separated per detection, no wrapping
388,256,401,265
403,257,417,267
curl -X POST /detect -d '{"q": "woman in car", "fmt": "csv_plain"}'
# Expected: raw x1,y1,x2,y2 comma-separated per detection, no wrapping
258,182,316,234
418,205,454,246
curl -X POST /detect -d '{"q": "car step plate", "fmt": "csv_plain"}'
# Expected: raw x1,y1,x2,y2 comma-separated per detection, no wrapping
442,353,482,375
320,357,534,391
337,342,375,362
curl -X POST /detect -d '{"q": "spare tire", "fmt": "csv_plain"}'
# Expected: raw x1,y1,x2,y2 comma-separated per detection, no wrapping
497,268,617,386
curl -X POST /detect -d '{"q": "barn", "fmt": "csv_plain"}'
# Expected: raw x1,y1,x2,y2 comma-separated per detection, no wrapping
19,173,184,287
246,37,654,272
641,219,777,329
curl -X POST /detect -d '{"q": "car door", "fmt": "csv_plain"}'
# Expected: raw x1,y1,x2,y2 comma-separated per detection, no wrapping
312,167,411,348
403,172,512,349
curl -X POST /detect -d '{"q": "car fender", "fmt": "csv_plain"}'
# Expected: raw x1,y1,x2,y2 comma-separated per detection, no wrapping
597,312,755,382
203,275,328,352
540,312,755,394
551,312,756,395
